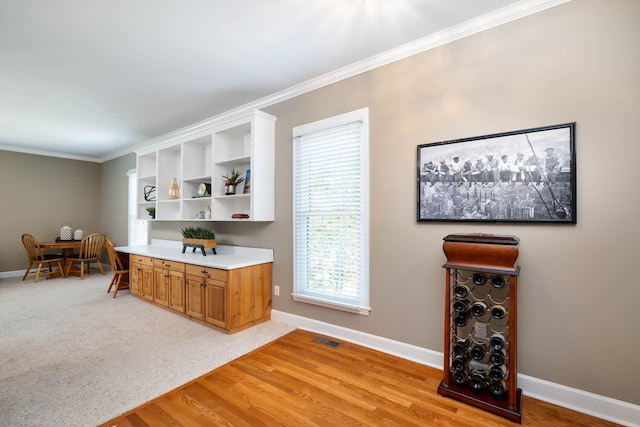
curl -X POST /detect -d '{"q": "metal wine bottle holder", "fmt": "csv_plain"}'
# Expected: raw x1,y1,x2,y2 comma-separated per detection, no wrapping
437,233,523,423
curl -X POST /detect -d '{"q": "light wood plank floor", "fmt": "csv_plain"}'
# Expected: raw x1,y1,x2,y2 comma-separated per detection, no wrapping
99,329,621,426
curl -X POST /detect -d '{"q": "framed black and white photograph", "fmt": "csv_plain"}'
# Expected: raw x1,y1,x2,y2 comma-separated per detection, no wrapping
417,123,576,223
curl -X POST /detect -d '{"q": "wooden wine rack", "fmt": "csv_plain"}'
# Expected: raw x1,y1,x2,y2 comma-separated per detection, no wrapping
437,233,522,423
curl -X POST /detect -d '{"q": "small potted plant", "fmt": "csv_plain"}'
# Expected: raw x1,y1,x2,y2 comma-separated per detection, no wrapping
146,207,156,219
222,169,244,195
181,226,216,254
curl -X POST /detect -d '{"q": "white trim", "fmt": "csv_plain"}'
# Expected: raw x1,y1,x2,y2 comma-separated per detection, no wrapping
1,1,568,163
518,374,640,427
89,0,565,163
0,143,102,163
292,108,370,315
0,270,25,279
271,311,443,369
271,310,640,427
291,293,371,316
2,266,102,280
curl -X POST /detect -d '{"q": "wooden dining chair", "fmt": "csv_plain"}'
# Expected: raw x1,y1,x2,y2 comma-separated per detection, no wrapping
65,232,106,279
105,236,129,298
21,234,66,282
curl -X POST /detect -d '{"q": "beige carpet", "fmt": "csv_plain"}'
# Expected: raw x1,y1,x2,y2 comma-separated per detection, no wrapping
0,272,295,427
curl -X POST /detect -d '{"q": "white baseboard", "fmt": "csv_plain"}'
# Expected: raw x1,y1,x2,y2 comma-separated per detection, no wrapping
0,270,24,279
0,264,112,280
271,310,639,427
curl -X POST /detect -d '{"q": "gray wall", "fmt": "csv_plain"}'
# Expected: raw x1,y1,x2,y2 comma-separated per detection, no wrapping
148,0,639,405
0,151,101,271
100,153,136,247
2,0,638,407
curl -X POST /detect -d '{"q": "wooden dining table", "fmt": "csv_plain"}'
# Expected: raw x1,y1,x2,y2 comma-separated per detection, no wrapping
38,240,82,278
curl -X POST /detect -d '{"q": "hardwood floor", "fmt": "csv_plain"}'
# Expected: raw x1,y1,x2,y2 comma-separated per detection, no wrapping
99,329,621,426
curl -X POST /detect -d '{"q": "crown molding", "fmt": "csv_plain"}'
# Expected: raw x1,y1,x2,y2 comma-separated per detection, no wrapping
96,0,568,162
0,143,102,163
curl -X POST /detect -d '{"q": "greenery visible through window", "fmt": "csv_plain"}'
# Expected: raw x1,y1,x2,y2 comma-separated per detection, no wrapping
292,108,370,314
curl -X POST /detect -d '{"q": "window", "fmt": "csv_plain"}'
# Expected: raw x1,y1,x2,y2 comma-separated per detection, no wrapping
292,108,370,315
127,169,148,246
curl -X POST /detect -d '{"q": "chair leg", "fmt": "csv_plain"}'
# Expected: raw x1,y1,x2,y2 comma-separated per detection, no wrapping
107,275,116,293
35,263,43,282
58,261,66,278
112,275,122,298
79,261,85,279
22,262,34,281
96,260,105,275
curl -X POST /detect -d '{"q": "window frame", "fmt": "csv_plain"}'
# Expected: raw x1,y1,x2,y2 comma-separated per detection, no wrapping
127,169,149,246
292,108,370,315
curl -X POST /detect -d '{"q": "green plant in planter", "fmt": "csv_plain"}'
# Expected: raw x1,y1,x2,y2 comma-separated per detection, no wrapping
222,169,245,186
146,207,156,219
181,226,215,240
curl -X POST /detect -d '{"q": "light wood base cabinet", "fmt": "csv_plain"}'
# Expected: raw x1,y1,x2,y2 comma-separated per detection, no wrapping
130,254,271,334
129,255,153,298
153,258,185,313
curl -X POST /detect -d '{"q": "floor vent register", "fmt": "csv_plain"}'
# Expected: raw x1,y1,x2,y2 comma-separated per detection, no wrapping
312,336,343,348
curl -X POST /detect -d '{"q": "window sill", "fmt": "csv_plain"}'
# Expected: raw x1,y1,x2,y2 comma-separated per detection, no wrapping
292,293,370,315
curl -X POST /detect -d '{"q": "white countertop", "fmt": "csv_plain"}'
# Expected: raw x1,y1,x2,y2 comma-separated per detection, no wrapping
115,239,273,270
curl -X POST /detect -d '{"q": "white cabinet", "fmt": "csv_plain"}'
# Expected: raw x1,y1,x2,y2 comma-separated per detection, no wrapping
135,110,276,222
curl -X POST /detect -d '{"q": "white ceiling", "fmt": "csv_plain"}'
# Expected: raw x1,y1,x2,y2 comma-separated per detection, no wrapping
0,0,562,162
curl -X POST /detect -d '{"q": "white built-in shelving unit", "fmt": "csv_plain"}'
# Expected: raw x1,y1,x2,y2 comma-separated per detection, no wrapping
135,109,276,222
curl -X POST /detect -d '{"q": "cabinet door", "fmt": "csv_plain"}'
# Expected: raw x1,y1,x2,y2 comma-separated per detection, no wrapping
227,263,272,329
168,270,185,313
141,266,154,301
205,279,226,328
129,263,141,296
185,275,205,320
153,268,169,306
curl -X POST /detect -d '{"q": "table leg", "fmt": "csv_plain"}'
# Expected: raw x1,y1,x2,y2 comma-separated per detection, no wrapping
48,248,81,278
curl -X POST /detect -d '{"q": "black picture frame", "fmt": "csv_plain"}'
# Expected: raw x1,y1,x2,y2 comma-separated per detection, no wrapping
417,123,576,223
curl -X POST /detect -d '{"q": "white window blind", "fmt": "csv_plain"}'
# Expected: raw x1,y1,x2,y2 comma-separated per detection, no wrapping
292,108,370,315
127,169,148,246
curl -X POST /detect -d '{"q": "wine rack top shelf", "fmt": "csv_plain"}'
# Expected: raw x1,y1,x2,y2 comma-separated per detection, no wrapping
443,234,519,246
442,234,520,275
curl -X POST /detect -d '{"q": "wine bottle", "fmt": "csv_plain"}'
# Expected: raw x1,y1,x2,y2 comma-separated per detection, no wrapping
471,301,487,317
453,299,470,313
452,353,469,371
454,309,471,327
469,370,487,391
472,273,486,285
489,333,505,351
453,338,470,356
490,305,506,320
490,275,507,289
453,285,469,298
470,344,486,361
489,365,507,382
489,351,505,366
453,369,468,384
489,379,507,396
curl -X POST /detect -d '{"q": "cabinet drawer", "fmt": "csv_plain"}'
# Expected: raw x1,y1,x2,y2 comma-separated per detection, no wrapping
186,264,228,282
130,254,153,267
153,258,185,272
